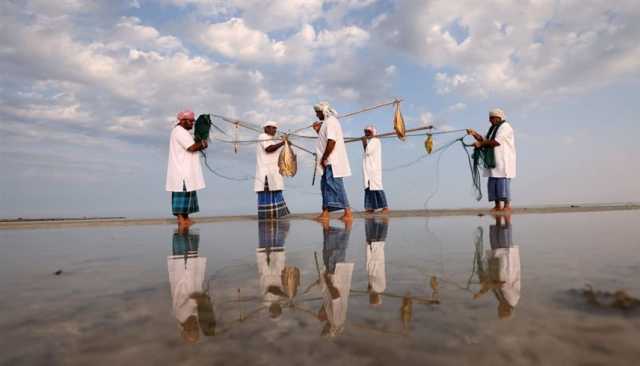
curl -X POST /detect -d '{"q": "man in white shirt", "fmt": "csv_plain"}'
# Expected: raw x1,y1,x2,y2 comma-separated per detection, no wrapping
467,108,516,211
313,101,353,222
255,121,290,220
166,110,208,229
362,125,389,213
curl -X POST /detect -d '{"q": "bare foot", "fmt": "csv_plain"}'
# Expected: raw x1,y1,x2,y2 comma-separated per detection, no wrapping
381,208,390,214
490,207,502,212
315,212,330,222
186,217,194,226
502,205,512,212
340,210,353,222
365,209,375,214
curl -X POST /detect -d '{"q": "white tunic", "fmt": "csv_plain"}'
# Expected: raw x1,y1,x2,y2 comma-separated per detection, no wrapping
366,242,386,294
487,246,521,307
321,262,354,336
166,126,206,192
484,122,516,178
167,256,207,323
315,116,352,178
256,250,286,304
362,138,383,190
254,133,285,192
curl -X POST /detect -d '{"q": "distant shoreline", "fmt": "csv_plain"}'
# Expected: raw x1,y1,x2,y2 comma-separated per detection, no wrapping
1,203,639,230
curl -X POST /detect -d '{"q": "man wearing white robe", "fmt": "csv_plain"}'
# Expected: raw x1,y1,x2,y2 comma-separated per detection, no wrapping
314,101,353,222
255,121,290,220
467,108,516,211
362,125,389,213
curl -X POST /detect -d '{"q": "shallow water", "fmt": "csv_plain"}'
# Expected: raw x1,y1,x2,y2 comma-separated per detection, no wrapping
1,211,640,366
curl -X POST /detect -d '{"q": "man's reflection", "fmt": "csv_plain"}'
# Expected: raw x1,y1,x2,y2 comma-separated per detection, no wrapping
474,214,521,319
318,221,354,337
256,220,294,318
167,228,214,343
365,217,388,306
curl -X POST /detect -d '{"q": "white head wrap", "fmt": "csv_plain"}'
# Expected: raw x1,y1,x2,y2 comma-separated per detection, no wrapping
364,125,377,136
313,101,338,119
489,108,506,121
263,120,278,128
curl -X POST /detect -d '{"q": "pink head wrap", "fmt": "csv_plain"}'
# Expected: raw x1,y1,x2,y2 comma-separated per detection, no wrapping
177,110,195,121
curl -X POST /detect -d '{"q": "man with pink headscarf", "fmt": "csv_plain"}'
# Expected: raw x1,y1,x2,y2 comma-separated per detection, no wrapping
166,110,208,229
362,125,389,213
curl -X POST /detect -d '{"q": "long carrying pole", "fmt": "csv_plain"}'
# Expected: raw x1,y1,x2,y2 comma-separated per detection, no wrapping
344,125,433,143
289,98,403,134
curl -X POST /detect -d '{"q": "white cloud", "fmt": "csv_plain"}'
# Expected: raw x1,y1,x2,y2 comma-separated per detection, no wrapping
198,19,369,64
447,102,467,112
376,0,640,98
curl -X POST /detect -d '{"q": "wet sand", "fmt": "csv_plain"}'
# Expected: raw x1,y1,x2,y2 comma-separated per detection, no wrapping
1,203,639,230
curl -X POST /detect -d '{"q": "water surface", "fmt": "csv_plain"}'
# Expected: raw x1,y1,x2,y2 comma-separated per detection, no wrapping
1,211,639,365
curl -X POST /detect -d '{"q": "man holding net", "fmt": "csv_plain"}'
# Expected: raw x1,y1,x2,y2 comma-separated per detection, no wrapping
166,110,208,229
467,109,516,212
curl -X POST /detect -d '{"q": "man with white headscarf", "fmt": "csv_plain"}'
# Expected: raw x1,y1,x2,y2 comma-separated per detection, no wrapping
467,108,516,211
255,121,290,220
313,101,353,222
362,125,389,213
166,110,208,229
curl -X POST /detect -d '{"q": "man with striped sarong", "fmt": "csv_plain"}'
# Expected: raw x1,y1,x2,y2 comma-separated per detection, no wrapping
255,121,290,220
166,110,208,230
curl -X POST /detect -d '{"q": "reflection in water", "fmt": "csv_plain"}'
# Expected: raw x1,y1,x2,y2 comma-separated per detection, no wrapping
319,221,354,337
167,229,215,343
256,220,293,317
473,215,521,319
365,217,388,305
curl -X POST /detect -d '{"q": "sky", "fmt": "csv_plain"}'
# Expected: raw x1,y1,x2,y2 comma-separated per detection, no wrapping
1,0,639,219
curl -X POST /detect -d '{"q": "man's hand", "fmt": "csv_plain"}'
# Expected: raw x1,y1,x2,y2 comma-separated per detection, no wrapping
474,141,482,148
466,129,476,135
320,158,328,169
201,140,208,149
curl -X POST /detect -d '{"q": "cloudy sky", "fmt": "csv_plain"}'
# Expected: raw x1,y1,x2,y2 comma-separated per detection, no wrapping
1,0,639,219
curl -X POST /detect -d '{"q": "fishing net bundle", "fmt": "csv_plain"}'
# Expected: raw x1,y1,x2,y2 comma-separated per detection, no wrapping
278,138,298,177
393,101,406,140
194,114,212,142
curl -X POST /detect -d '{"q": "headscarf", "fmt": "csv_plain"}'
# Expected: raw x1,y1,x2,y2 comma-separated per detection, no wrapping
489,108,506,121
263,120,278,128
364,125,377,136
313,101,338,119
177,110,195,121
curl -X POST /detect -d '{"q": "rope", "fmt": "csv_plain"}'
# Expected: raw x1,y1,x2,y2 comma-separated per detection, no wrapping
383,135,464,172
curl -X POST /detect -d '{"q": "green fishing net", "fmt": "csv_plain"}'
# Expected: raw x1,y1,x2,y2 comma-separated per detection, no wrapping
194,114,212,142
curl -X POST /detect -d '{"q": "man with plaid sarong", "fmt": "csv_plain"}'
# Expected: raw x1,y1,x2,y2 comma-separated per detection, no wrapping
166,110,208,229
255,120,290,220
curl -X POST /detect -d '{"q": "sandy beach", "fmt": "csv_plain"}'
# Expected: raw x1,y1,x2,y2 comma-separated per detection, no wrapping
2,203,638,230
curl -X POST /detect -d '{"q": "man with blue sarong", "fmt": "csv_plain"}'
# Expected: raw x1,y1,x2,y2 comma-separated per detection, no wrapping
361,125,389,213
467,108,517,211
314,101,353,222
166,110,208,230
255,121,290,220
